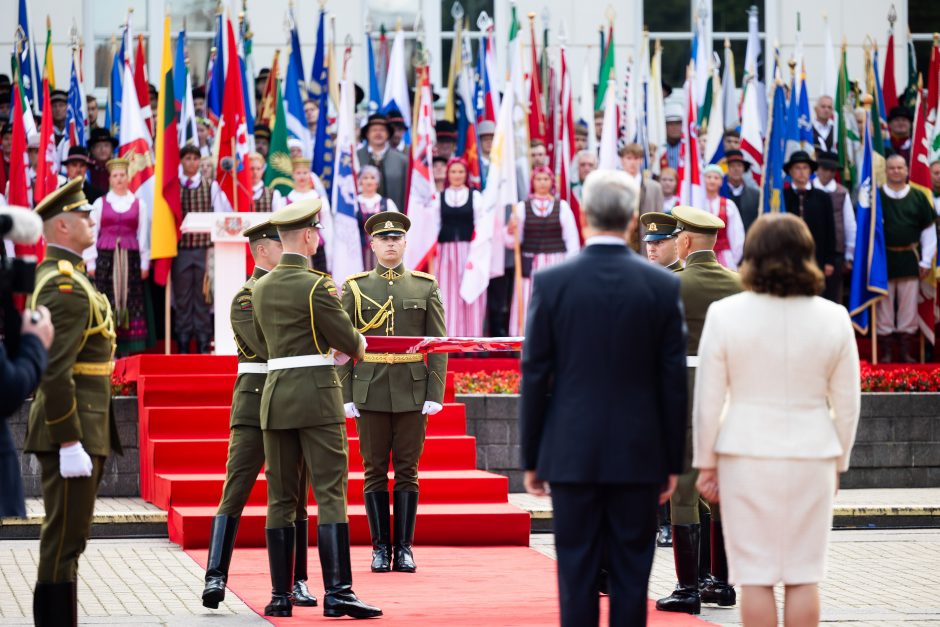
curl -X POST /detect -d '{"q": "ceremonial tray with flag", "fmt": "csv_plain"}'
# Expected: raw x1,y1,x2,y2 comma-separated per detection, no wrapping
362,336,524,354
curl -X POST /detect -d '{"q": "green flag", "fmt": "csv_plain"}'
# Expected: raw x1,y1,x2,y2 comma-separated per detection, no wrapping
866,51,885,156
264,79,293,196
835,47,856,190
900,38,919,111
596,29,615,110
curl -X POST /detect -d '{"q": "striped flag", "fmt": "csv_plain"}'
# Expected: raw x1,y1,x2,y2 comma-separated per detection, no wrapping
42,15,54,91
134,35,154,138
680,65,705,209
119,22,154,206
403,66,439,272
35,78,57,205
329,78,364,286
216,13,252,213
65,52,85,148
739,77,763,186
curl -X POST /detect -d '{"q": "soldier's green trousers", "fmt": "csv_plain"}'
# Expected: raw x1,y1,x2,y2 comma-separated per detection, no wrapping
670,426,721,524
263,424,348,527
356,410,427,494
35,452,105,583
217,425,308,520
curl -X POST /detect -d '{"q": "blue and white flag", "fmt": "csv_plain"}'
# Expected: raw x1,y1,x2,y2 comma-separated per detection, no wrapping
797,68,814,157
105,34,124,137
366,33,382,113
760,81,787,213
784,73,802,161
310,8,333,194
382,28,411,127
284,49,311,157
174,29,199,146
65,53,85,148
329,78,363,286
16,0,39,111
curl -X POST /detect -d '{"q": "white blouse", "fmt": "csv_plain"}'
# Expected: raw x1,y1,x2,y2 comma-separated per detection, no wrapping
85,191,152,271
357,193,400,215
504,198,581,257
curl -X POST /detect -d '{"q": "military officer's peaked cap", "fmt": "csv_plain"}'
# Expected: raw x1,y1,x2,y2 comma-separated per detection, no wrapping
34,177,93,221
364,212,411,237
672,204,725,235
243,219,281,242
640,212,679,242
270,200,323,231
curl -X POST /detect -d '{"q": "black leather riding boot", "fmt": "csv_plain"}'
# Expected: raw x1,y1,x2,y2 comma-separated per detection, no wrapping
655,524,702,615
202,515,240,608
318,523,383,618
698,509,713,587
701,519,737,607
364,491,392,572
264,527,295,617
657,502,673,547
392,490,419,573
34,581,77,626
291,518,318,606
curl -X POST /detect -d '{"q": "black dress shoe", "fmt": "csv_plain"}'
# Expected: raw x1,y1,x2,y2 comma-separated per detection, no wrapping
364,491,392,572
392,491,419,573
318,523,383,618
292,580,318,607
202,515,240,609
657,524,673,547
655,524,702,615
34,581,77,627
264,527,295,618
701,519,736,607
291,519,318,606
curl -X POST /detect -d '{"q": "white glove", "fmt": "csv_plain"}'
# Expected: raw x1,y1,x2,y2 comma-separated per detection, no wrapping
422,401,444,416
334,351,351,366
344,402,360,418
59,442,93,478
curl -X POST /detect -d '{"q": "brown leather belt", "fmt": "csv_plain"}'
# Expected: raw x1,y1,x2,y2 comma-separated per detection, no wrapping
886,244,918,252
361,352,424,364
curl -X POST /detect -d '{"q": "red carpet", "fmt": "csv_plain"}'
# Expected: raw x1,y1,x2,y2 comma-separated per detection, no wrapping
121,355,529,549
186,546,715,626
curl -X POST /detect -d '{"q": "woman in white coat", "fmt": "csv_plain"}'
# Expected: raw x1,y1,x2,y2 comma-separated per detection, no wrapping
693,213,860,627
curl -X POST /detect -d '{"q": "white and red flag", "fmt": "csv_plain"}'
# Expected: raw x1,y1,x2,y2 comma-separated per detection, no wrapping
119,27,154,208
403,65,439,271
215,13,252,212
679,66,705,208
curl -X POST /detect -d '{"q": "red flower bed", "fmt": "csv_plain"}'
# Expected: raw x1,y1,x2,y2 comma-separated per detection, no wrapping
111,370,137,397
453,370,521,395
860,365,940,392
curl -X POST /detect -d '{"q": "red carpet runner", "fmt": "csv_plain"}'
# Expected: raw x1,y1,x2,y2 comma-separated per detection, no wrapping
186,546,716,626
119,355,530,548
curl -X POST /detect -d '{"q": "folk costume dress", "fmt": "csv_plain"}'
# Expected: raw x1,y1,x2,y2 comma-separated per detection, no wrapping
437,186,486,336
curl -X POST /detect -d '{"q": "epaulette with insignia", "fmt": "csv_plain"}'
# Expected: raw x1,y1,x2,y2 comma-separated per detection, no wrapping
307,268,331,277
237,294,253,310
410,270,435,281
345,271,371,282
57,260,74,277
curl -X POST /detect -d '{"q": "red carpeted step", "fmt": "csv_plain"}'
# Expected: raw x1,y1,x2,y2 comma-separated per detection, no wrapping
152,469,509,509
117,354,238,378
139,374,237,407
169,502,531,549
151,435,478,474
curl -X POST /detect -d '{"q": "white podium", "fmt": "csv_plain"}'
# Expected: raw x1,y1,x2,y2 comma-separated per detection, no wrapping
179,212,273,355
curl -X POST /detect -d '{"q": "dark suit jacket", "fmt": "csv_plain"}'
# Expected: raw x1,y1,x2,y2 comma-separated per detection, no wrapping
723,184,761,233
783,187,838,270
520,243,688,484
356,146,408,212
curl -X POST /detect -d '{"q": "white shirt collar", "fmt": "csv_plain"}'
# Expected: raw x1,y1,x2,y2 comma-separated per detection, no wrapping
729,182,744,194
182,171,202,187
368,144,390,159
813,119,834,136
585,235,627,247
813,178,837,192
883,184,910,199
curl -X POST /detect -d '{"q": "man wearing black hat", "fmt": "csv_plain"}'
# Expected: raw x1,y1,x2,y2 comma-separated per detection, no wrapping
887,106,913,164
813,151,857,304
254,125,271,159
719,150,760,233
435,120,458,161
50,90,69,145
386,108,407,151
88,128,118,193
357,114,408,212
62,147,104,204
782,151,838,301
0,84,11,122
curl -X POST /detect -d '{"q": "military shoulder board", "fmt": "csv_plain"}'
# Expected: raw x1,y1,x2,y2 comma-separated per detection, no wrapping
410,270,436,281
345,271,371,282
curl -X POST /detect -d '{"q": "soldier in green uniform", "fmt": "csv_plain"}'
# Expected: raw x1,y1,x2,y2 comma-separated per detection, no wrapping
641,212,683,272
656,205,742,615
337,212,448,573
26,178,121,626
251,201,382,619
201,221,317,609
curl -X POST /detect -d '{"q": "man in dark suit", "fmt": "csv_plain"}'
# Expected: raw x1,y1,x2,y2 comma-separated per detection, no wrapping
356,114,408,212
720,150,760,233
521,169,688,626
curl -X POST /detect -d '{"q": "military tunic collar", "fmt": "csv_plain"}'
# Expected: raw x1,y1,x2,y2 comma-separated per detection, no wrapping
252,266,270,280
44,244,87,273
685,250,719,266
375,263,406,282
277,252,309,269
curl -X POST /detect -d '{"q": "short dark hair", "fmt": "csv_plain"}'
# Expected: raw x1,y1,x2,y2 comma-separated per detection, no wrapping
180,144,201,159
617,143,644,158
723,129,740,139
739,213,824,297
530,139,545,149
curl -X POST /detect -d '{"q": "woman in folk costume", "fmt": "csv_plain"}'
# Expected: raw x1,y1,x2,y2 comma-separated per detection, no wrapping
437,157,486,336
84,158,154,354
357,165,399,269
273,157,333,272
506,166,581,335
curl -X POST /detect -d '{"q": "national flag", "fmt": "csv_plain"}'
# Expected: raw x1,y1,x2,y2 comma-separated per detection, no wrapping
544,62,557,167
286,6,305,99
377,25,389,97
556,44,582,241
11,53,39,144
620,58,637,148
284,44,310,157
151,14,181,287
900,36,919,111
721,39,739,131
460,80,514,305
119,25,154,207
35,78,57,205
647,39,666,156
255,50,280,128
632,34,651,170
206,13,225,125
742,6,767,135
869,47,887,156
798,64,815,156
595,25,614,110
739,77,763,187
679,67,706,209
134,35,154,138
216,14,252,213
909,80,938,344
704,66,725,165
105,35,123,135
238,54,255,148
17,0,40,111
927,40,940,167
42,15,54,92
821,15,838,98
326,22,340,112
239,8,256,118
456,24,481,188
597,73,619,171
527,16,547,146
8,81,30,208
444,16,464,123
264,79,293,196
836,45,858,189
65,52,85,148
478,26,499,124
883,29,899,114
311,9,334,195
403,65,439,272
174,29,199,146
692,11,709,109
382,26,411,128
366,33,382,112
849,108,889,334
508,6,530,194
784,70,802,161
759,80,787,213
329,77,364,286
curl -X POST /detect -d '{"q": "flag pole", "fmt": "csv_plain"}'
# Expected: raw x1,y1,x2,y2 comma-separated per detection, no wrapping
165,275,172,354
871,303,878,364
512,203,524,335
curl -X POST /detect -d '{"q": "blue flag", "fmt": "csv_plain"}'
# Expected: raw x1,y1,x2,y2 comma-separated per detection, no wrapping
761,82,787,213
206,13,224,123
16,0,39,111
797,70,814,156
173,30,187,112
366,34,381,113
783,75,801,160
65,56,85,147
288,11,305,100
284,49,310,155
849,112,889,334
239,54,255,138
310,10,333,195
105,30,125,137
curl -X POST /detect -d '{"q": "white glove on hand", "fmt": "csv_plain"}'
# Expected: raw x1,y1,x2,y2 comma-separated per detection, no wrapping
344,402,360,418
59,442,93,478
334,352,351,366
422,401,444,416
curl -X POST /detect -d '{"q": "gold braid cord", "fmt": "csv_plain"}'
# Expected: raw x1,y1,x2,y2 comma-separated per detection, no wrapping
308,276,331,356
347,280,395,335
31,268,117,360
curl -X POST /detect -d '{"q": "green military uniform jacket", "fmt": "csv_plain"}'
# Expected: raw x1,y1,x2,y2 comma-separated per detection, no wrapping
230,266,269,428
25,246,121,457
252,252,364,429
337,263,448,413
667,259,683,272
677,250,743,355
